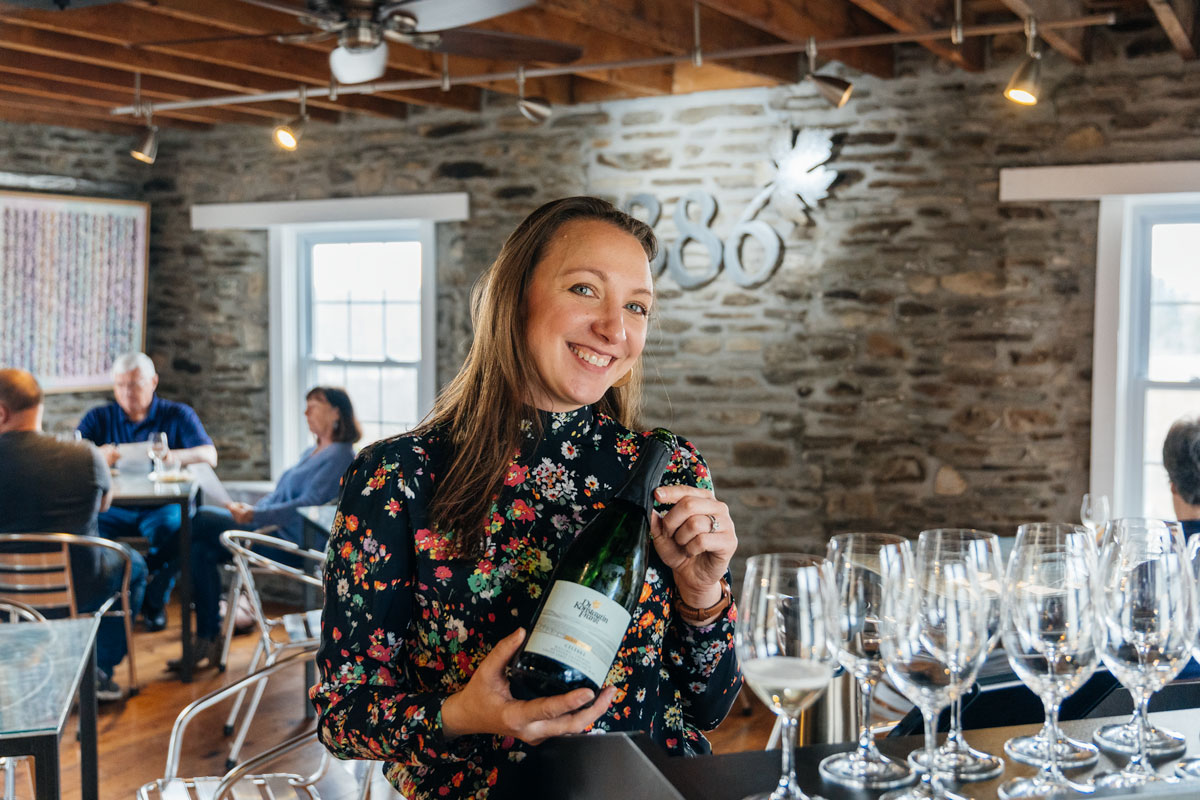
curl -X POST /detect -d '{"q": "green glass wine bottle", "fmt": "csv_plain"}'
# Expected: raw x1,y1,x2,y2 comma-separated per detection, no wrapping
507,428,677,700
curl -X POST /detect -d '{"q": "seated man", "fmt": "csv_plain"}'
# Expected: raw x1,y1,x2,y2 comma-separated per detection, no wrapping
1164,416,1200,538
0,368,148,701
78,352,217,631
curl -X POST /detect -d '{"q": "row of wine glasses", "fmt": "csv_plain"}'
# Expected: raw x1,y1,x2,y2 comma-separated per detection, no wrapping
735,518,1200,800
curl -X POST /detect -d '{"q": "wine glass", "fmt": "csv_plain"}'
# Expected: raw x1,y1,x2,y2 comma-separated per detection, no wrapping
736,553,838,800
819,533,916,790
878,532,990,800
1080,494,1110,542
998,523,1102,799
147,431,169,475
907,529,1005,783
1092,518,1193,790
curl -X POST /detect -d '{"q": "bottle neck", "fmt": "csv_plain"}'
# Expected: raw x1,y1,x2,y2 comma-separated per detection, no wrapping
614,438,673,511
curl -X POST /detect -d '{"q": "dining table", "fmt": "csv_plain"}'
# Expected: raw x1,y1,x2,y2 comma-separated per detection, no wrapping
0,615,101,800
109,471,201,682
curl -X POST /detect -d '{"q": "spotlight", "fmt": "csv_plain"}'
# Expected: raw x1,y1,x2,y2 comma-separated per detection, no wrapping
1005,17,1042,105
130,124,158,164
274,85,308,151
515,65,551,124
805,37,853,108
273,117,305,150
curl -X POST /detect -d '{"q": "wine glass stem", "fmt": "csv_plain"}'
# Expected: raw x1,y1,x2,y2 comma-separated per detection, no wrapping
922,709,941,798
945,696,964,750
776,713,805,800
856,677,880,758
1129,691,1152,774
1043,698,1063,782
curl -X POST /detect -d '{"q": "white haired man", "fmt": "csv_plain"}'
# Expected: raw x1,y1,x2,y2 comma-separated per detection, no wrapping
78,353,217,631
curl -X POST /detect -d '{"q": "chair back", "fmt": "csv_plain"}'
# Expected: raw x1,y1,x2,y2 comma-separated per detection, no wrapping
0,598,48,623
0,535,76,616
220,530,325,642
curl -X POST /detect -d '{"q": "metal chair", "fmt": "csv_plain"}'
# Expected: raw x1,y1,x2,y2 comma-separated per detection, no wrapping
218,529,325,770
0,532,138,692
137,651,329,800
215,524,279,674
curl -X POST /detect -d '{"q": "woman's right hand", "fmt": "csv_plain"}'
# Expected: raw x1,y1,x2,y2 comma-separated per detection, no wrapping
440,627,617,746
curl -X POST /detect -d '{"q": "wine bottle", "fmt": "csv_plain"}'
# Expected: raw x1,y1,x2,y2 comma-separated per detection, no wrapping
507,428,676,700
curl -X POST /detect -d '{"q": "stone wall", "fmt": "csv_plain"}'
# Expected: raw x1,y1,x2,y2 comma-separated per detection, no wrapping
12,23,1200,561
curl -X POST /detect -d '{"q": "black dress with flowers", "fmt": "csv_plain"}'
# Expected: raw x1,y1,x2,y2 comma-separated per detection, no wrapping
310,406,742,800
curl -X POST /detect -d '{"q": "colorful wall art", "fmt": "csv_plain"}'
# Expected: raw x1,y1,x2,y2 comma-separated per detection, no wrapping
0,191,148,392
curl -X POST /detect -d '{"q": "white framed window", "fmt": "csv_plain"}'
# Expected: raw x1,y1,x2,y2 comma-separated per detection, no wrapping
1121,205,1200,517
190,193,467,478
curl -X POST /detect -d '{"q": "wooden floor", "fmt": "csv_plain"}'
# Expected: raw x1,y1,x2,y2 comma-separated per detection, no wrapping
6,602,776,799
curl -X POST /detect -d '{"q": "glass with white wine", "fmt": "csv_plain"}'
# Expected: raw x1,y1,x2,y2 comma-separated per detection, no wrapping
736,553,837,800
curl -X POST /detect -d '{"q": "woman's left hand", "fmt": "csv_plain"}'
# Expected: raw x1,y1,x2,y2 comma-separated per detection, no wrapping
649,485,737,609
228,502,255,525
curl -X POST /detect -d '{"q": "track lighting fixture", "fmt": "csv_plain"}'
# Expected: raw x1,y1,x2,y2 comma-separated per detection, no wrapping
273,86,308,150
128,73,158,164
515,65,552,123
1004,17,1042,105
131,123,158,164
805,37,853,108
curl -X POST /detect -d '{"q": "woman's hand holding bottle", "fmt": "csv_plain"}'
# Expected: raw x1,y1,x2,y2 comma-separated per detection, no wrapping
440,628,617,746
649,484,737,612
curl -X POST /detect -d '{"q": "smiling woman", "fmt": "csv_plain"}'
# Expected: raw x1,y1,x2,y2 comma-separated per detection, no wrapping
310,197,743,800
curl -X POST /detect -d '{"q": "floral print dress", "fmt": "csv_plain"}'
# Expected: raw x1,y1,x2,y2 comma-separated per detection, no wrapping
310,405,742,800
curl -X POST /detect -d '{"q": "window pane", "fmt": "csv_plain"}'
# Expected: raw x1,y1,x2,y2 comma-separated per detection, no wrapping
1143,463,1175,519
311,244,349,302
347,304,385,360
1148,303,1200,382
345,244,385,302
359,422,385,448
312,303,349,359
1151,224,1200,303
380,242,422,302
386,303,421,362
313,363,346,388
381,367,418,425
345,365,381,424
1143,388,1200,462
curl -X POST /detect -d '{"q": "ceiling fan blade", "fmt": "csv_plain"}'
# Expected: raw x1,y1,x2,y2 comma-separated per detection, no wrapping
391,0,534,33
419,29,582,64
234,0,314,17
276,29,339,44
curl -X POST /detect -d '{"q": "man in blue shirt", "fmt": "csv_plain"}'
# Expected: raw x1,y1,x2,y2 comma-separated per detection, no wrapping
78,352,218,631
1164,416,1200,539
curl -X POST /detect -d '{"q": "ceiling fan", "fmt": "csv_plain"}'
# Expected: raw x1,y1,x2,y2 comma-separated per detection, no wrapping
138,0,583,85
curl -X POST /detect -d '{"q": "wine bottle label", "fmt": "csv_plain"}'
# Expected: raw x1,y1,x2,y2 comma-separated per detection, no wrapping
525,580,632,688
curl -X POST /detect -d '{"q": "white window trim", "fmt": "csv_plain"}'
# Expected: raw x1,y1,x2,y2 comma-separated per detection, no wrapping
999,162,1200,516
192,193,468,478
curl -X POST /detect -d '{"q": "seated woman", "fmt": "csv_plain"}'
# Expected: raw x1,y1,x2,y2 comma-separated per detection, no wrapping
171,386,360,670
311,197,742,800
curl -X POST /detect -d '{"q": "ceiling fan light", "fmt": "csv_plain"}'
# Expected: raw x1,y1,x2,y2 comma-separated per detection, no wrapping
1004,55,1041,105
130,125,158,164
808,73,853,108
273,116,305,151
329,42,388,85
517,96,552,123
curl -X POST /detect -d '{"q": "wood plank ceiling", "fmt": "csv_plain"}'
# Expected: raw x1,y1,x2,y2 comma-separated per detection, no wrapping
0,0,1190,135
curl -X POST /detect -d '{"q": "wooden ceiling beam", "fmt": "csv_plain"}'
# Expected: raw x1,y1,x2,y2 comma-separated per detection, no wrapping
535,0,803,85
0,50,336,123
700,0,896,77
0,69,269,126
1,7,419,116
0,104,144,135
0,24,367,118
0,88,209,129
1148,0,1197,59
997,1,1089,64
474,9,672,95
847,0,985,71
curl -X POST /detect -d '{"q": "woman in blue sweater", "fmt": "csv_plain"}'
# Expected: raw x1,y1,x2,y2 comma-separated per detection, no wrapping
173,386,360,671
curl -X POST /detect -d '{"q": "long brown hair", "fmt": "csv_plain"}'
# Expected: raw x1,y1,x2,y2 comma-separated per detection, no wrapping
416,196,658,558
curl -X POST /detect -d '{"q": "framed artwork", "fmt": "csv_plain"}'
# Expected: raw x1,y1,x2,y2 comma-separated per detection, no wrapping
0,190,149,392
